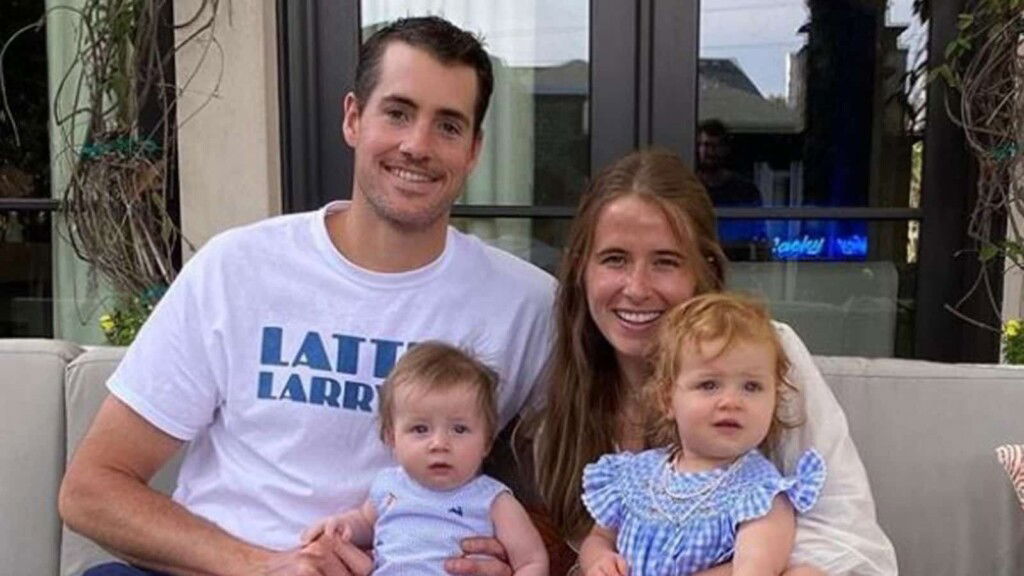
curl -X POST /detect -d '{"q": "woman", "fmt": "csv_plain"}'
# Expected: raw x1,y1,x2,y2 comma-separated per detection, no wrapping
533,149,897,575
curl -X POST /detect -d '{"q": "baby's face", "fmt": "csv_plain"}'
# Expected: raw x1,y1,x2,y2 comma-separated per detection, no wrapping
389,383,490,491
668,337,777,472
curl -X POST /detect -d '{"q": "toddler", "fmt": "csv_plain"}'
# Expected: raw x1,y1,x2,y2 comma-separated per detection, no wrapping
579,293,826,576
302,341,548,575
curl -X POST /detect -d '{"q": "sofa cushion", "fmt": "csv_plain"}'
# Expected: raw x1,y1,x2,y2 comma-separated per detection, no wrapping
816,356,1024,576
0,339,82,576
61,347,184,576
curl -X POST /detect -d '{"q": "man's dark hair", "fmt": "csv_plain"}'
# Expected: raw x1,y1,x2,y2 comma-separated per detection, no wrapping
698,118,729,139
355,16,494,134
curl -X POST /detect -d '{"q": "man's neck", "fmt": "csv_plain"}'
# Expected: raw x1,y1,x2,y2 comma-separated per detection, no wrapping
326,200,449,273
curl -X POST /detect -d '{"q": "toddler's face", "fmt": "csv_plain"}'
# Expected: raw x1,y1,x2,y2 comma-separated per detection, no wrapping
668,337,777,472
389,382,490,491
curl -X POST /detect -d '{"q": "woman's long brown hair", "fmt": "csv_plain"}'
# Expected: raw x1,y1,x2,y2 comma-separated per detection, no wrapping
531,148,727,540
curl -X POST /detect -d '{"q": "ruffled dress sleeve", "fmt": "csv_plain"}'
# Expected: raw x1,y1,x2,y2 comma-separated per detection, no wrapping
733,449,828,525
581,452,632,530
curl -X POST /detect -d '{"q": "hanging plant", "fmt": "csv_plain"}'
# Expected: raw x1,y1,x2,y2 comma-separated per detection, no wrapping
55,0,224,297
3,0,222,343
933,0,1024,330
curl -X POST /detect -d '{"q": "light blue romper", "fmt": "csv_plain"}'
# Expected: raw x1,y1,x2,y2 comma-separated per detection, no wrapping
582,448,826,576
370,467,510,575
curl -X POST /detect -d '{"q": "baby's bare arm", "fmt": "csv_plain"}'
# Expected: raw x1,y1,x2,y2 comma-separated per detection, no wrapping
302,498,378,549
732,494,796,576
579,524,627,576
490,492,549,576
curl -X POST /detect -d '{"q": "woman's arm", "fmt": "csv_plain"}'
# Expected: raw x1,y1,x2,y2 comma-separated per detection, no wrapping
775,323,897,575
490,492,549,576
732,495,796,576
578,524,627,576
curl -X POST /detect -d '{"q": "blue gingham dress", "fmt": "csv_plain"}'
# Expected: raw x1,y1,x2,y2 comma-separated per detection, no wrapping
581,447,826,576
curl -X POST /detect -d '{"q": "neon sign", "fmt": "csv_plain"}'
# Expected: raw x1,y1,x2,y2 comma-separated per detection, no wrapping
770,234,868,260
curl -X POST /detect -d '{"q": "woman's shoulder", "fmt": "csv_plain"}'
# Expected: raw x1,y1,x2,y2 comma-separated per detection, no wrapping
772,320,810,354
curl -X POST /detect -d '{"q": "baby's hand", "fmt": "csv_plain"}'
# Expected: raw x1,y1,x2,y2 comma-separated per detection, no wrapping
300,515,352,545
584,552,628,576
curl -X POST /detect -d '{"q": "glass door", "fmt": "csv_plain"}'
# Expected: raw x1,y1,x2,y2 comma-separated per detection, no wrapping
277,0,990,360
360,2,591,271
277,0,639,273
691,0,929,358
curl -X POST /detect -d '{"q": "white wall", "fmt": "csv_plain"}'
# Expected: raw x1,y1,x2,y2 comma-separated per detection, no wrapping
174,0,281,258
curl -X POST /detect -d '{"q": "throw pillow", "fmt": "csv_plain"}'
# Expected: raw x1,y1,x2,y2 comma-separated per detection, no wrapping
995,444,1024,512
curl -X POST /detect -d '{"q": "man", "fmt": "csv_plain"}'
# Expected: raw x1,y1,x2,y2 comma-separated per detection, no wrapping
696,119,762,208
696,119,768,260
59,17,555,576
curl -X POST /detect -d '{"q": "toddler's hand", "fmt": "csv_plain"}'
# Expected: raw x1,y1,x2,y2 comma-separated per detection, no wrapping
584,552,628,576
300,515,352,545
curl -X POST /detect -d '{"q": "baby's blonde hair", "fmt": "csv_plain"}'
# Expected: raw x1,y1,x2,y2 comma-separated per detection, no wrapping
646,293,803,459
378,341,499,445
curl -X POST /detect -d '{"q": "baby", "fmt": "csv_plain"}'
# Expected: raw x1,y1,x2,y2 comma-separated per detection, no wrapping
580,293,826,576
302,341,548,575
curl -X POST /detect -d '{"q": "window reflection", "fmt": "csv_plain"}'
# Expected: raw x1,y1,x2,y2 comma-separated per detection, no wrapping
360,1,590,210
699,0,928,264
1,211,53,337
361,1,590,269
2,1,54,338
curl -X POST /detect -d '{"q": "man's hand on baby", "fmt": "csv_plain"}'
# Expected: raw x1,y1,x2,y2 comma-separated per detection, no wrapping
258,530,372,576
443,536,512,576
583,552,628,576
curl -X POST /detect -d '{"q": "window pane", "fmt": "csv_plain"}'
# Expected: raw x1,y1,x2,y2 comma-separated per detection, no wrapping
728,219,918,358
2,2,53,338
360,1,591,209
1,211,53,337
1,1,51,202
451,217,571,275
697,0,927,211
454,216,917,358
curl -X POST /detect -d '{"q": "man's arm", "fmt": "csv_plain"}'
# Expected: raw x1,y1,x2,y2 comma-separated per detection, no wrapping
59,396,371,576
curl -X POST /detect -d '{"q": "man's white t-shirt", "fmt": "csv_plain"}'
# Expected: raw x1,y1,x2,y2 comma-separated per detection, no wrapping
108,201,556,550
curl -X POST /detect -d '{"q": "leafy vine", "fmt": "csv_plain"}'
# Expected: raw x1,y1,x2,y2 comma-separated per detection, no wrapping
934,0,1024,330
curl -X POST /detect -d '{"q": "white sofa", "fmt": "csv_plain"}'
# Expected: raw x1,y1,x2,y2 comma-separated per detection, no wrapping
2,339,1022,575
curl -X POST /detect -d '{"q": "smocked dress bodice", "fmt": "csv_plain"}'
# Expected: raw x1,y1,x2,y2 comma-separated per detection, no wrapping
582,447,826,575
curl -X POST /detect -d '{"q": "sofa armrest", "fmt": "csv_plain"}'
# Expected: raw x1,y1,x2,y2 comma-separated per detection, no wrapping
0,339,83,576
61,347,184,576
816,356,1024,576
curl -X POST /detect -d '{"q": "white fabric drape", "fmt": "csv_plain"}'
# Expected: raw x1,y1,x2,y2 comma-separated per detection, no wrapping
47,0,109,344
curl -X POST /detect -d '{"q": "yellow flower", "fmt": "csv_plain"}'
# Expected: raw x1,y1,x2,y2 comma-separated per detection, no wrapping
99,314,115,333
1006,319,1022,338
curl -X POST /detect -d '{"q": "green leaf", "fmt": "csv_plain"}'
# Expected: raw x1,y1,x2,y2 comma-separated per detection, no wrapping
980,243,1000,262
944,40,959,60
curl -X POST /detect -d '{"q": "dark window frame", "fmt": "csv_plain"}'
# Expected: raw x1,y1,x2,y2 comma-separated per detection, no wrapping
276,0,993,361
